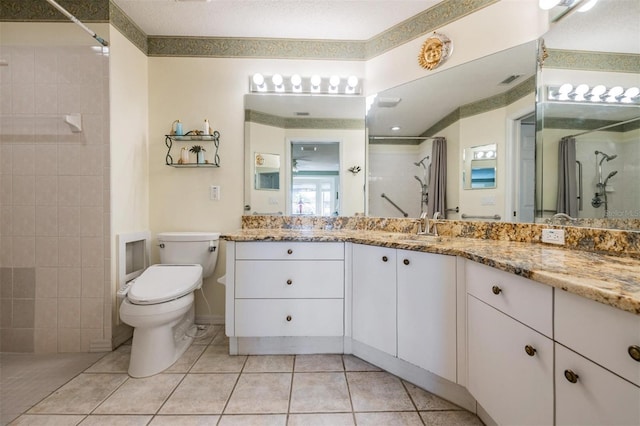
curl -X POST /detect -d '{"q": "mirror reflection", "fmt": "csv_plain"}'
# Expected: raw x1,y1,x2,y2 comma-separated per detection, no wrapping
244,94,365,216
464,144,497,190
254,153,280,191
537,0,640,227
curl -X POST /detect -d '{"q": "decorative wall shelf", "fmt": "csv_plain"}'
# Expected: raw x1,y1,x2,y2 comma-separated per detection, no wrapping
165,131,220,167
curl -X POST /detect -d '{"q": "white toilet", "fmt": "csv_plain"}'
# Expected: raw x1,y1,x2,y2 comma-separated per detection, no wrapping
120,231,220,378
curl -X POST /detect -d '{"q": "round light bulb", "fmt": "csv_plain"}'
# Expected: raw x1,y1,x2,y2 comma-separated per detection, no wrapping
252,73,264,86
272,74,283,86
310,75,321,87
539,0,561,10
329,75,340,87
607,86,624,97
578,0,598,12
575,84,589,95
623,87,639,98
347,75,359,88
590,85,606,97
558,83,573,94
290,74,302,86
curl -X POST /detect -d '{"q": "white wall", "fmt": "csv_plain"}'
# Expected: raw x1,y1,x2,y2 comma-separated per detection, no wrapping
148,58,364,321
108,25,149,342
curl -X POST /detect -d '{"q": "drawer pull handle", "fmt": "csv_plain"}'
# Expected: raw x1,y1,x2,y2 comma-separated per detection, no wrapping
286,279,292,285
629,345,640,362
491,285,502,295
564,369,579,384
524,345,537,357
403,259,410,265
382,256,388,262
286,315,292,322
287,249,293,255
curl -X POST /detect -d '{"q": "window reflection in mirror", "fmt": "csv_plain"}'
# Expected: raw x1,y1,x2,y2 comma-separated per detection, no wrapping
254,153,280,190
463,144,497,189
290,141,340,216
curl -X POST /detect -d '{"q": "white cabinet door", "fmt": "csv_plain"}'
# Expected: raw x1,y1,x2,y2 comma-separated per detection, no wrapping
467,295,554,425
352,244,397,356
397,249,456,382
556,343,640,426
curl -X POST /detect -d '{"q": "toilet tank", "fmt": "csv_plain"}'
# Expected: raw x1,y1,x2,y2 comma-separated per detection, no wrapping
157,232,220,278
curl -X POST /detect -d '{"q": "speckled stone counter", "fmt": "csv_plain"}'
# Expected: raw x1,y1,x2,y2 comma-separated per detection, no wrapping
221,228,640,316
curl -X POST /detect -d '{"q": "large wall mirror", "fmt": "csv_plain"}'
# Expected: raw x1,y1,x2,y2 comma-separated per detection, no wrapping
536,0,639,229
244,94,365,216
367,42,537,220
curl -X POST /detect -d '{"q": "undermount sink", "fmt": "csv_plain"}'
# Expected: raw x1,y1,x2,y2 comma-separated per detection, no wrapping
401,234,444,243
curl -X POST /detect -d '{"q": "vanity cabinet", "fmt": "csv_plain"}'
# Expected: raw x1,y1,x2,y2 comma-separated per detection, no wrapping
554,289,640,425
466,261,554,425
352,244,457,381
233,241,345,337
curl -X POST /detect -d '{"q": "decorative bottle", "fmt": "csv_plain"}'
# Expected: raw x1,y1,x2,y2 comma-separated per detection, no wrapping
203,119,210,136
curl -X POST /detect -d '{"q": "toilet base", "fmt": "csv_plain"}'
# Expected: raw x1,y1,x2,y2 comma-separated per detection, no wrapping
128,305,195,378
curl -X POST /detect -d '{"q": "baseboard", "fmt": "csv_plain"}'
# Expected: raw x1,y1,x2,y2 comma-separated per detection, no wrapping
89,339,113,353
112,323,133,349
232,336,344,355
350,339,477,413
195,314,225,325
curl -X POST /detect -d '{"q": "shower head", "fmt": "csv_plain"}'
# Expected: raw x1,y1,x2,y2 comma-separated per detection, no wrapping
414,156,429,168
595,150,617,164
604,170,618,184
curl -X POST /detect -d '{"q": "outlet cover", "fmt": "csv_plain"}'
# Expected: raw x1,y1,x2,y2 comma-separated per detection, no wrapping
210,185,220,201
541,229,565,245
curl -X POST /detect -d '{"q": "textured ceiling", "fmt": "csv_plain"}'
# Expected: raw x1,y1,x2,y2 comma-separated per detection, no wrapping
111,0,442,39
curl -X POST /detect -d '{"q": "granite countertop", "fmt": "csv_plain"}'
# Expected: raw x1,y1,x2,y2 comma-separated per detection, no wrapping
222,229,640,316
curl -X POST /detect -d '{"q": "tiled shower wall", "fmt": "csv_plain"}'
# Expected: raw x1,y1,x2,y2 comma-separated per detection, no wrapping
0,45,111,352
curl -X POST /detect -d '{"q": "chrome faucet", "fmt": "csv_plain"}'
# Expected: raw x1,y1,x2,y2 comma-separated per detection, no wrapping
417,212,443,236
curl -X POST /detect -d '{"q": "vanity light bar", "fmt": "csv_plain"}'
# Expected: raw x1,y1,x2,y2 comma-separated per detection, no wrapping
547,84,640,105
249,74,362,95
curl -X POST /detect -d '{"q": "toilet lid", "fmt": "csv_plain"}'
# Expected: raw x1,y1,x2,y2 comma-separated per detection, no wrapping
128,264,203,305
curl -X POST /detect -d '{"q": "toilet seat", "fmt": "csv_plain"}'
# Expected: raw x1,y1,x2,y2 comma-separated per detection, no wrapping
128,264,203,305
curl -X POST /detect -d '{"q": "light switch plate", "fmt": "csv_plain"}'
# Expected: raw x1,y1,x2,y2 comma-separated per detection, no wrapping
210,185,220,201
541,229,565,245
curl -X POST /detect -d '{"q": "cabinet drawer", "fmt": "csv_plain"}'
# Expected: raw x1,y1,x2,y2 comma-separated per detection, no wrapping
236,242,344,260
556,343,640,426
466,261,552,337
235,260,344,299
234,299,344,337
555,290,640,386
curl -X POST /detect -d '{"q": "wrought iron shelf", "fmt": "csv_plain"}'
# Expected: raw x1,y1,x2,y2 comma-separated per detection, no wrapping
165,131,221,167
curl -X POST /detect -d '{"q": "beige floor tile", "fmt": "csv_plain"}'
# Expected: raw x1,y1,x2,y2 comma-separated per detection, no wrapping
148,415,220,425
224,373,291,415
403,381,461,411
289,372,351,413
294,354,344,372
342,355,381,372
287,413,355,426
84,346,130,373
165,344,206,373
28,374,128,415
190,346,246,373
218,414,287,426
78,415,152,425
355,411,424,425
210,331,230,347
191,326,219,345
159,373,238,415
9,414,86,425
346,371,415,412
93,374,184,415
419,410,484,425
243,355,294,373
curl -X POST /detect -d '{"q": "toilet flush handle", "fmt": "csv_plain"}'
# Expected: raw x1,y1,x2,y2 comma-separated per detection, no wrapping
209,241,216,252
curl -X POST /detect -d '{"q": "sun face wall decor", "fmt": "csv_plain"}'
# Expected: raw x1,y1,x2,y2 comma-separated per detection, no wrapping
418,32,453,70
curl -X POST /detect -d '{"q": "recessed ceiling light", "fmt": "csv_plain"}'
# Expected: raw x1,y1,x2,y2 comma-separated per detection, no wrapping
391,126,400,131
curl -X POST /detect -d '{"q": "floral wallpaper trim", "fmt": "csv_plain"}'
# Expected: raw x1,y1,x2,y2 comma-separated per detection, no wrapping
546,49,640,74
0,0,109,22
109,0,147,54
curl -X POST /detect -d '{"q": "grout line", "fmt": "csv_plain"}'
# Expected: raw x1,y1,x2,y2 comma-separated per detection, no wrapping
341,355,358,425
